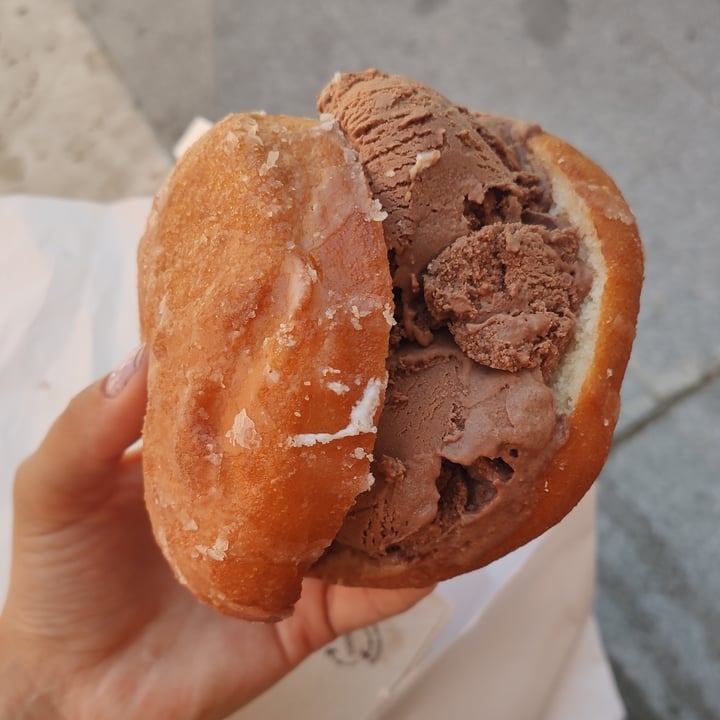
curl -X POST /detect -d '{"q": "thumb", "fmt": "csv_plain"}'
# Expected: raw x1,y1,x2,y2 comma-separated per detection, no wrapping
13,345,149,530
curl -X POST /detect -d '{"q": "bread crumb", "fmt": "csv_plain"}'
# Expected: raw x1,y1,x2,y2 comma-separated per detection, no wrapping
327,381,350,395
225,409,261,449
205,441,223,466
238,116,264,145
277,323,297,347
223,131,240,155
367,197,388,222
383,303,397,327
195,536,229,562
350,305,362,330
318,113,337,131
259,149,280,176
353,447,373,461
409,149,441,180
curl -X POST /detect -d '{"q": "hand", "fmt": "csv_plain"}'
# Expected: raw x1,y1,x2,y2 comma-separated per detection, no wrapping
0,346,432,720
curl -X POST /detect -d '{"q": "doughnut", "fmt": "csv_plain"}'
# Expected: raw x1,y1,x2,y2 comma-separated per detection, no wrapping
137,72,643,620
138,114,392,620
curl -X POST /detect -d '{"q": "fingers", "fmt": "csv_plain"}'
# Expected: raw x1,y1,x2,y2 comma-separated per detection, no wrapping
277,580,435,666
327,584,435,639
13,345,148,530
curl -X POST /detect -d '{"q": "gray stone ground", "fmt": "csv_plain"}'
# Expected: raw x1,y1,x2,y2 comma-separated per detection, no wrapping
2,0,718,716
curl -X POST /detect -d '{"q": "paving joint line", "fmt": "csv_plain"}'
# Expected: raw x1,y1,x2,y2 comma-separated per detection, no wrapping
612,363,720,449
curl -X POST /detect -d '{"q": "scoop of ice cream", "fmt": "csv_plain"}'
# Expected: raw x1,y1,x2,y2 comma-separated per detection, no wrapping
424,222,589,375
317,71,590,565
335,337,562,558
318,69,551,343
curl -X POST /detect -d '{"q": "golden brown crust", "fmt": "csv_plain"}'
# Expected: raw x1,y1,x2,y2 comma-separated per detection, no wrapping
308,131,643,587
138,114,392,619
497,132,644,563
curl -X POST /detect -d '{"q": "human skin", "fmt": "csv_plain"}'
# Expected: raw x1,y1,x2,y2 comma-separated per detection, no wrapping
0,346,431,719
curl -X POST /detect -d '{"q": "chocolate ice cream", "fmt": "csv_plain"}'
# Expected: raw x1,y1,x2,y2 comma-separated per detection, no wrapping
317,70,591,563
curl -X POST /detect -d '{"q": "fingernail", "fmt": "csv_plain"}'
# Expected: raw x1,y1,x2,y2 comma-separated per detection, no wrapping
104,344,146,398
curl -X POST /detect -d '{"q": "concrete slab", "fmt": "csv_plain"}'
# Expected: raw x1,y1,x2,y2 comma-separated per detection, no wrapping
72,0,216,150
630,0,720,108
596,374,720,720
0,0,170,200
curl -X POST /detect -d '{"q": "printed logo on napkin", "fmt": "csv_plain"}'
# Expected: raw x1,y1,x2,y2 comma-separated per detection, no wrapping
230,592,452,720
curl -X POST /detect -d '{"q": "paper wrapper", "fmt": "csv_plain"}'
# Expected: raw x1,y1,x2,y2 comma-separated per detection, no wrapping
0,194,624,720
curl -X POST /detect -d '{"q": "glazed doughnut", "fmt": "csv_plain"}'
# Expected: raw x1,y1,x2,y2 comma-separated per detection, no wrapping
138,72,643,620
138,114,392,620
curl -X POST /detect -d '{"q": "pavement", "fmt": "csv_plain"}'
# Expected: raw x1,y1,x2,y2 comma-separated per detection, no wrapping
2,0,719,717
